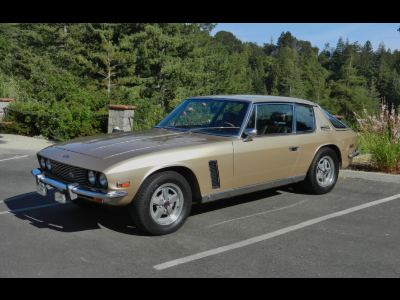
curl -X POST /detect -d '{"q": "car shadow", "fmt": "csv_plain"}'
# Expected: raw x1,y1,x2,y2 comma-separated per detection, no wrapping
190,188,283,217
5,183,307,236
4,190,147,237
278,182,316,195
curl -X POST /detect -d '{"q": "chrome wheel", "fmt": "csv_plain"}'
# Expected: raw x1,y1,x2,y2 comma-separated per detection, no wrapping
316,156,334,187
150,183,184,226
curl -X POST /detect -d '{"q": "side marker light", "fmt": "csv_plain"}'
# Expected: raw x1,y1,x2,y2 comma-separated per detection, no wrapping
350,144,354,148
117,181,130,188
93,198,102,203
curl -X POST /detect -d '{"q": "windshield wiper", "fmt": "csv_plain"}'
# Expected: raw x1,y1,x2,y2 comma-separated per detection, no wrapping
171,124,203,128
187,126,240,133
157,125,240,133
157,124,203,130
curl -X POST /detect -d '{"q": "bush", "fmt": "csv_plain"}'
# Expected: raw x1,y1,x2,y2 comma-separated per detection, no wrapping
354,102,400,173
356,133,370,155
3,101,108,141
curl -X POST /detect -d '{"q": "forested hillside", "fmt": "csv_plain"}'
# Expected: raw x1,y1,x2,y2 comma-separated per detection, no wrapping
1,23,399,140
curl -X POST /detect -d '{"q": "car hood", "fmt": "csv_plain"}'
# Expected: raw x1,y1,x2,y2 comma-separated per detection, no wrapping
53,129,222,159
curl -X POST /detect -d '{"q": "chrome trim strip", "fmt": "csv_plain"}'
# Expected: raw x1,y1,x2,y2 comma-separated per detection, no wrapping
31,168,127,201
239,104,256,138
348,150,360,159
293,103,297,134
201,175,306,203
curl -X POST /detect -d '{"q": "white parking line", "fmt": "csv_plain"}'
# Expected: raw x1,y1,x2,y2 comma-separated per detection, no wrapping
153,193,400,271
0,202,69,215
0,155,29,162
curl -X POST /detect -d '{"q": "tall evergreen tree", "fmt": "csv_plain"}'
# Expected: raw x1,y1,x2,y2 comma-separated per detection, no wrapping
79,23,138,100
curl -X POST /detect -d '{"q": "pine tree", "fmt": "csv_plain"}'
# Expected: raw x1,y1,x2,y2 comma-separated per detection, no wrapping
79,23,138,100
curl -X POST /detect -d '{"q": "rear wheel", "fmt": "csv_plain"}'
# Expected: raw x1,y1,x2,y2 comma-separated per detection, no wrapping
130,171,192,235
302,147,339,195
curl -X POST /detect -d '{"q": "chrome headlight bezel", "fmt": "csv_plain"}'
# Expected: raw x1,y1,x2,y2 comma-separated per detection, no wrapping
40,157,46,169
45,158,52,171
97,172,108,188
87,170,96,186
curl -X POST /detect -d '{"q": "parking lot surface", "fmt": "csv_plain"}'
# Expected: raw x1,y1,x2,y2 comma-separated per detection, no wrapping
1,152,400,277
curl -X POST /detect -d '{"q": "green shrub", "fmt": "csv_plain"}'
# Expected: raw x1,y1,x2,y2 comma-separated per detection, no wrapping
356,133,370,155
3,101,108,141
354,103,400,173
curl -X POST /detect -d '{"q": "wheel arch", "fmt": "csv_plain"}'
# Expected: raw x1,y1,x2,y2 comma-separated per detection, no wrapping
145,166,202,203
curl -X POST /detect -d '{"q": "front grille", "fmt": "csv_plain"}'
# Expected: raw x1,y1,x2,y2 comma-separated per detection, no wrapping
48,159,87,186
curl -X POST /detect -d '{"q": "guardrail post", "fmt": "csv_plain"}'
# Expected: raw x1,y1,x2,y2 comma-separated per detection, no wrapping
106,105,137,133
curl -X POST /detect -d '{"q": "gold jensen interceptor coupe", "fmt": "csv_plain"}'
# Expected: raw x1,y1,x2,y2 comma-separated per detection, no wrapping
32,95,359,235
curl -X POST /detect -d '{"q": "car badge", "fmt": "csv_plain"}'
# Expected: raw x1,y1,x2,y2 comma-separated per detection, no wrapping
63,155,69,158
69,172,74,180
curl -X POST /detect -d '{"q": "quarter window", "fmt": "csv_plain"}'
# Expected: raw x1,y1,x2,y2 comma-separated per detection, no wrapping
321,109,348,129
255,104,293,134
296,105,315,132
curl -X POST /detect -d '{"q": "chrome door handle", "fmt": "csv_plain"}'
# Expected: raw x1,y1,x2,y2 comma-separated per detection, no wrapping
289,147,299,152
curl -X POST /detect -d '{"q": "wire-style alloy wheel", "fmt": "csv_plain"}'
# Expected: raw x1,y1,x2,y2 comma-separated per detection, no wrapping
150,183,184,225
316,156,335,187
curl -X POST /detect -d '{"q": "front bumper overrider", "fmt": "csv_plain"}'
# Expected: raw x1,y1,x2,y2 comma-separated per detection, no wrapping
31,168,127,203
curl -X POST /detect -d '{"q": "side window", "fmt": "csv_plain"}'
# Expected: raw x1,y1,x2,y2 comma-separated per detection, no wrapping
296,105,315,132
256,104,293,135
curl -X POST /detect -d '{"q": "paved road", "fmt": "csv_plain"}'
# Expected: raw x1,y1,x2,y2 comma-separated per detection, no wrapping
1,152,400,277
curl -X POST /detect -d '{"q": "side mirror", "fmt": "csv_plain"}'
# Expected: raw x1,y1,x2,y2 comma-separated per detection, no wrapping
243,128,257,142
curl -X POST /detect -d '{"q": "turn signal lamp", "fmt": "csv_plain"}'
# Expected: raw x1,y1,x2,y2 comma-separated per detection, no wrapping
93,198,102,203
117,181,130,188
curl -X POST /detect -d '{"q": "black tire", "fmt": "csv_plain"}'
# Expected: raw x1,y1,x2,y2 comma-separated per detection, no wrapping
130,171,192,236
302,147,339,195
70,197,100,208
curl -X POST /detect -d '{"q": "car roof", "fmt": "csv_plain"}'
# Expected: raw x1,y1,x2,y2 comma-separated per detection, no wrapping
188,95,318,106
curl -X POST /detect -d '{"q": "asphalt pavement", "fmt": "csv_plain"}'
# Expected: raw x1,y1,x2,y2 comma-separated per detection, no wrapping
1,134,400,277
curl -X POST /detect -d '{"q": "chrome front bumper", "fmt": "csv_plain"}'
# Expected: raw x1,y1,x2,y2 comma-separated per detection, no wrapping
348,150,360,159
31,168,127,203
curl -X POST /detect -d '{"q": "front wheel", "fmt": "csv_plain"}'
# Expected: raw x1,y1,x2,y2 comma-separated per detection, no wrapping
130,171,192,235
302,147,339,195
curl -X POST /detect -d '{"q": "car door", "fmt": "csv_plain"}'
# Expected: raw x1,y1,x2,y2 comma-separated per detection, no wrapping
233,103,301,189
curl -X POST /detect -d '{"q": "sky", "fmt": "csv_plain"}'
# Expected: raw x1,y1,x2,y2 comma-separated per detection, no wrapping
211,23,400,53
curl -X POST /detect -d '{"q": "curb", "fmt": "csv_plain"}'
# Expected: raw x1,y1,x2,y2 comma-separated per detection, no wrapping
339,170,399,183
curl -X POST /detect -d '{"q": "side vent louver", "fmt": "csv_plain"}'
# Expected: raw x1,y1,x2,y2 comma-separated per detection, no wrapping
208,160,220,190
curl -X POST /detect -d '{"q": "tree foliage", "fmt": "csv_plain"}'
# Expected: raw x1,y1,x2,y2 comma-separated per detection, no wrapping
1,24,399,139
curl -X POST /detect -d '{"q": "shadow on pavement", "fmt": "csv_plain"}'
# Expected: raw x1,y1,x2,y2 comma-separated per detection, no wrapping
4,190,147,236
4,183,306,236
190,188,283,216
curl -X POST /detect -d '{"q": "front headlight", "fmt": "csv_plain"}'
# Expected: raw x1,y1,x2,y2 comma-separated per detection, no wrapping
87,170,96,185
45,158,52,171
98,173,108,188
40,157,46,169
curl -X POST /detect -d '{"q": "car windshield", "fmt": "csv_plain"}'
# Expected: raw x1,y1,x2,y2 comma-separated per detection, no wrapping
156,99,250,136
